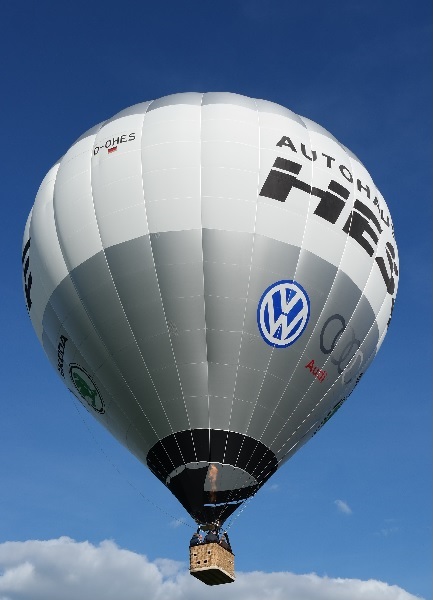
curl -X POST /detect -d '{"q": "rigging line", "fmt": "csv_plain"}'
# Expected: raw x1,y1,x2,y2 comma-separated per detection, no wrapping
70,396,194,530
224,491,257,532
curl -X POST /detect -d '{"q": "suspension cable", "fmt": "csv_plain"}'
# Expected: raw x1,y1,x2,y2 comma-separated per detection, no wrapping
71,398,194,529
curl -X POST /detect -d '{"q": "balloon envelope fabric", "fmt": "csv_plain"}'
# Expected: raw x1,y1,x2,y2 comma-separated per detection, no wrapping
23,92,399,526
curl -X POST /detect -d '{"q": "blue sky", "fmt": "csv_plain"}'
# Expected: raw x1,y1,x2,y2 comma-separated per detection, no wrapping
1,2,431,599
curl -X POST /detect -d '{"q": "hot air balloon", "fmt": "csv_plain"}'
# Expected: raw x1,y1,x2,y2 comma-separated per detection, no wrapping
22,92,398,576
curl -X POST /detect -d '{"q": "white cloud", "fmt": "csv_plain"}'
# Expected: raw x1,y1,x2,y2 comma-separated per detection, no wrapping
0,537,423,600
377,527,399,537
334,499,353,515
375,519,399,537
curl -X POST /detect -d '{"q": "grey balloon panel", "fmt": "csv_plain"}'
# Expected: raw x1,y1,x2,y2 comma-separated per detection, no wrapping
206,329,242,366
41,228,378,466
203,229,254,268
39,238,382,463
41,249,203,445
269,322,381,466
41,287,174,447
183,396,210,429
253,299,379,452
41,319,157,457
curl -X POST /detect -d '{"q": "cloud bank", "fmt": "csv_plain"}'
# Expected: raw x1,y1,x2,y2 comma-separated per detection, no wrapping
0,537,422,600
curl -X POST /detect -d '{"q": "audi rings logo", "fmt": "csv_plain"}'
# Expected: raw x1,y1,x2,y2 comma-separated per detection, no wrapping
257,280,310,348
319,314,364,384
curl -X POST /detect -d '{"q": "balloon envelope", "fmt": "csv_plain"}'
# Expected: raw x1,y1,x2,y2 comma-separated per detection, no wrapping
22,92,398,526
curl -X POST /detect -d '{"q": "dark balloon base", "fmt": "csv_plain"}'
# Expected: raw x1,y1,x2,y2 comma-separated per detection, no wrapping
147,429,278,526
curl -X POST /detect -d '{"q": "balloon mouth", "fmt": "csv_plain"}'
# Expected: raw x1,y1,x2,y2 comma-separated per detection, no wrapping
166,462,258,489
147,429,277,526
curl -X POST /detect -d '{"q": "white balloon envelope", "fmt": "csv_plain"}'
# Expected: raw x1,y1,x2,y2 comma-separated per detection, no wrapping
22,92,399,526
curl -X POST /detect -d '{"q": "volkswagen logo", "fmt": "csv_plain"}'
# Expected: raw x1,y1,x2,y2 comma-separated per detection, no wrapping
257,280,310,348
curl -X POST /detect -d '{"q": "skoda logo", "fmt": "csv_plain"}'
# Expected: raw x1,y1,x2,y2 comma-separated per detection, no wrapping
69,364,104,413
257,280,310,348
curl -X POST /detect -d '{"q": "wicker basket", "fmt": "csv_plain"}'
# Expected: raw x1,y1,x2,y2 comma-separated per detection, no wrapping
189,542,235,585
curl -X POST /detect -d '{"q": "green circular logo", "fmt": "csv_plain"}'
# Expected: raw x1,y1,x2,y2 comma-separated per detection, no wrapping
69,364,104,414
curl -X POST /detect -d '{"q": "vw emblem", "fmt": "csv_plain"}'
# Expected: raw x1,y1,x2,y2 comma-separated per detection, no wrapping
257,280,310,348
